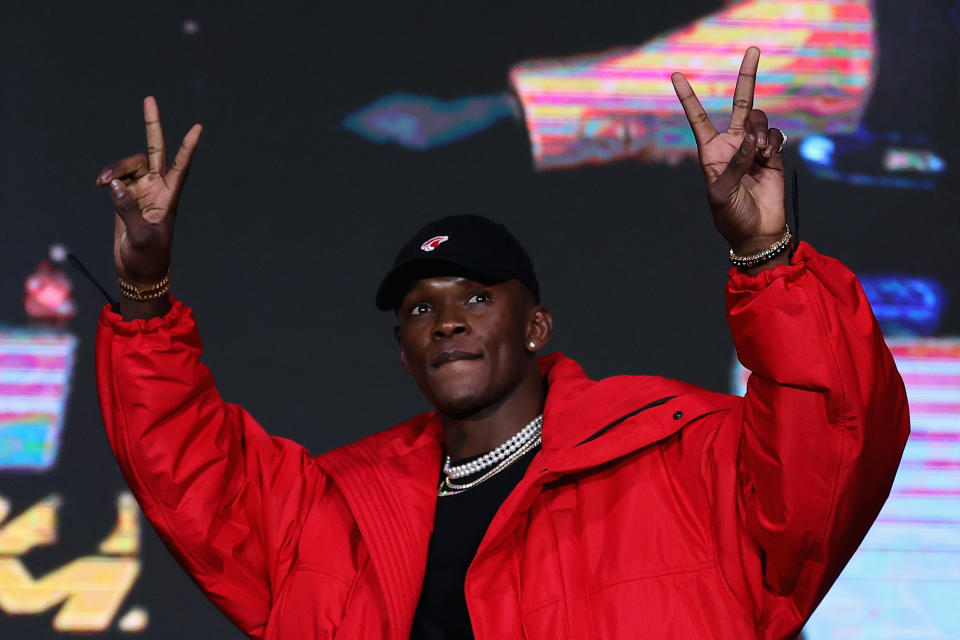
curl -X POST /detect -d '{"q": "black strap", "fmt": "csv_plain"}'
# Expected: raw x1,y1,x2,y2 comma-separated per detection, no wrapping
791,169,800,253
67,253,118,310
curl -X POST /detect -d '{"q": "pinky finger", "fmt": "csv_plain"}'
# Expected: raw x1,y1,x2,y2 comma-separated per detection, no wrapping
167,124,203,186
764,128,785,158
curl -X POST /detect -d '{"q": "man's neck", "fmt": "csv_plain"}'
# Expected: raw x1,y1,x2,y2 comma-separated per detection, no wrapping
440,369,545,460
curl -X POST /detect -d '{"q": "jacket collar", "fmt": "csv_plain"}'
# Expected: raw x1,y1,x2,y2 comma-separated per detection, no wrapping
536,353,735,469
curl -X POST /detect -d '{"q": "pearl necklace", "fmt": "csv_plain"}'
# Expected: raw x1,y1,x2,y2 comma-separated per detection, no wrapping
442,415,543,479
438,414,543,497
438,432,541,497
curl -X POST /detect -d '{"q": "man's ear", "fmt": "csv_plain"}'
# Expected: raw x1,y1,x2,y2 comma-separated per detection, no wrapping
525,305,553,352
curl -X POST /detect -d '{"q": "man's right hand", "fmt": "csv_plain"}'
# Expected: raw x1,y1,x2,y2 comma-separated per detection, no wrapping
95,97,201,319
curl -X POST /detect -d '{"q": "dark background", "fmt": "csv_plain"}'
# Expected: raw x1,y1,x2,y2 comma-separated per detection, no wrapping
1,1,958,637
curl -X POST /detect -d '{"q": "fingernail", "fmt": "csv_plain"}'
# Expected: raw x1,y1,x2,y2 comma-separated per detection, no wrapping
110,179,125,196
757,133,767,147
97,168,113,184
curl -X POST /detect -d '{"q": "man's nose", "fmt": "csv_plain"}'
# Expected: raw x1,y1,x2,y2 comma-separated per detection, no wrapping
432,305,469,339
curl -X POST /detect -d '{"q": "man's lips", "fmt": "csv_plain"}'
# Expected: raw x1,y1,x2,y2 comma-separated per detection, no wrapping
431,350,483,368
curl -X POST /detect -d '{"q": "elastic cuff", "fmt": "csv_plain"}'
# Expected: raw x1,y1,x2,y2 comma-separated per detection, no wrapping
98,297,189,336
727,241,818,292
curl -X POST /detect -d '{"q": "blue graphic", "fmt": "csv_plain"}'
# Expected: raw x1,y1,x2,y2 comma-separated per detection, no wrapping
800,130,946,190
342,92,515,150
859,275,947,336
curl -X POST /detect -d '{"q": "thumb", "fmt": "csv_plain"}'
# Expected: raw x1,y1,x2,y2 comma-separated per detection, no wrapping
108,179,150,242
709,133,757,205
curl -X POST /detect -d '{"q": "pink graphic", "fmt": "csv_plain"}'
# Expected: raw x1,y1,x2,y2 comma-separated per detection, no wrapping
511,0,876,169
0,331,77,471
24,245,76,324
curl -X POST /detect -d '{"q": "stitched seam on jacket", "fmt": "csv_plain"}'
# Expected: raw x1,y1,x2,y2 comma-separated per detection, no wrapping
812,270,858,428
588,559,719,596
350,444,418,640
268,468,321,616
285,564,355,588
769,426,846,627
340,447,402,640
111,346,210,570
698,408,759,628
521,595,563,615
549,508,574,637
339,551,371,621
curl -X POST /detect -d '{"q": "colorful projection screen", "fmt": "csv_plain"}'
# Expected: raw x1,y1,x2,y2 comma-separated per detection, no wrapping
1,0,957,637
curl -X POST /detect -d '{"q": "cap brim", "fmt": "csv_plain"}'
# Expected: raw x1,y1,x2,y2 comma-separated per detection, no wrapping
375,258,511,311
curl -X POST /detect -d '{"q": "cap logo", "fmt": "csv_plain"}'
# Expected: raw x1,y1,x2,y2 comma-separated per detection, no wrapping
420,235,449,252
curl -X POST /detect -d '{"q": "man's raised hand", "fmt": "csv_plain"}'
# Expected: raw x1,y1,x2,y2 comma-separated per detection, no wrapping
95,97,201,289
671,47,788,258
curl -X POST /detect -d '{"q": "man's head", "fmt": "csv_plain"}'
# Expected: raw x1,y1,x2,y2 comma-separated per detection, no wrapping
377,215,552,418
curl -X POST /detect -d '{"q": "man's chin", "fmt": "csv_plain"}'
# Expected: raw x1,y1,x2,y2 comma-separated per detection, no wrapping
426,388,490,420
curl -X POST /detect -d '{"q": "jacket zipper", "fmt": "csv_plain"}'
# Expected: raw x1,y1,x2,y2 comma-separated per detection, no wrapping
574,396,677,447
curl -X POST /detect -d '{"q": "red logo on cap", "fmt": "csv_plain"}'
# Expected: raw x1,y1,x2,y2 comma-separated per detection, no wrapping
420,235,449,252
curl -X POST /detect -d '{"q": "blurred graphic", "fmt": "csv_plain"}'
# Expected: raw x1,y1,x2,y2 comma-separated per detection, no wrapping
0,329,76,472
2,245,147,633
343,92,517,150
800,130,946,189
1,244,79,472
24,245,76,325
858,275,947,336
0,493,145,632
344,0,956,191
511,0,875,169
345,0,878,168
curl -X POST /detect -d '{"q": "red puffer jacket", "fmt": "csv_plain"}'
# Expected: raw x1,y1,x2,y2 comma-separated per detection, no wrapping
96,243,909,639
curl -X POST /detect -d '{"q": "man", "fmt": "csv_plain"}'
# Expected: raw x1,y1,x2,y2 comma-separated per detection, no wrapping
94,48,909,639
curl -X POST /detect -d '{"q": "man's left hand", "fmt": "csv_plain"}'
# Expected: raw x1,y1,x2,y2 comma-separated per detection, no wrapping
672,47,788,259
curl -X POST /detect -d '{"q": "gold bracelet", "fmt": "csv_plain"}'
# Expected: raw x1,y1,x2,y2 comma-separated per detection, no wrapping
118,272,171,301
728,226,792,269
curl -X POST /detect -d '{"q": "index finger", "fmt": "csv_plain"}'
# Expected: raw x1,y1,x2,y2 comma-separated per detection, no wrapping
143,96,166,175
166,123,203,189
728,47,760,132
671,72,717,148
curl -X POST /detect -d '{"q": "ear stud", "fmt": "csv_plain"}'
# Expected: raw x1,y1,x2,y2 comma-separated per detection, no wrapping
528,342,536,349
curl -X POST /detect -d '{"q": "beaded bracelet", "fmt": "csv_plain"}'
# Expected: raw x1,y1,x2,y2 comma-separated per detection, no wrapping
118,271,170,301
728,226,793,269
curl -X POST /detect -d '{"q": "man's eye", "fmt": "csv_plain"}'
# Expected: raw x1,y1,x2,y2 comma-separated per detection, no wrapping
467,292,491,304
410,303,431,315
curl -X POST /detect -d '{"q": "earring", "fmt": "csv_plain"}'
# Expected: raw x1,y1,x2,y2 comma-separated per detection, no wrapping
528,342,536,350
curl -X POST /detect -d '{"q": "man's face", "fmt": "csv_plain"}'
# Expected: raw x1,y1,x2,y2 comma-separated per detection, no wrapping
395,277,545,419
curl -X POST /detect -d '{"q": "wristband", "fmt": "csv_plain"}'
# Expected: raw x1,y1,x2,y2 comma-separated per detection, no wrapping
728,226,792,269
118,271,170,301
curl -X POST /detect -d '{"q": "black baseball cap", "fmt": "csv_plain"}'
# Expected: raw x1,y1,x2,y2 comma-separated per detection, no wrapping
376,214,540,311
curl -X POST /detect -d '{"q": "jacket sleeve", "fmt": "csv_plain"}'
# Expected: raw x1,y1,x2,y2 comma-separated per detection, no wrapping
95,299,328,638
724,241,910,634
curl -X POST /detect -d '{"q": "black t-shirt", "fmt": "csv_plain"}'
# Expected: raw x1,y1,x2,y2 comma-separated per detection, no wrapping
410,446,539,639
